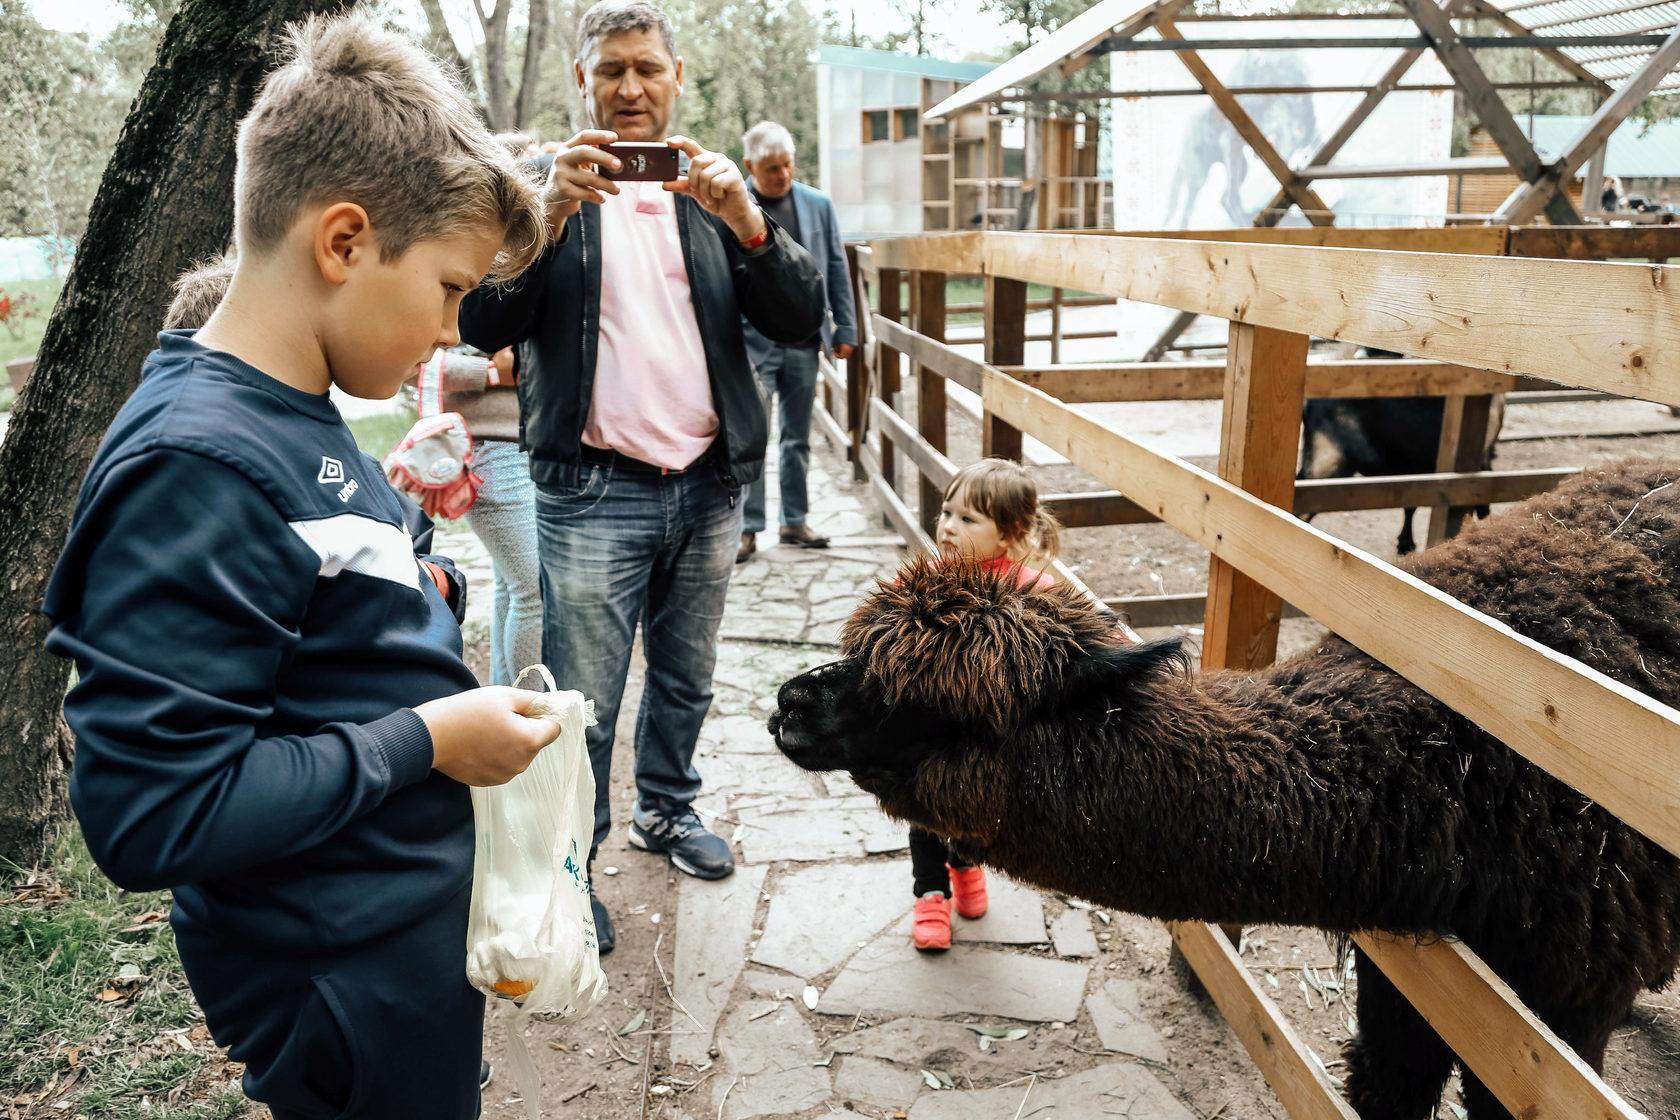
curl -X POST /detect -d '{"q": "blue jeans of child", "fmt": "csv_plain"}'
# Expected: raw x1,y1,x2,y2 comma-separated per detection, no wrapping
742,344,821,534
534,457,742,857
464,440,543,687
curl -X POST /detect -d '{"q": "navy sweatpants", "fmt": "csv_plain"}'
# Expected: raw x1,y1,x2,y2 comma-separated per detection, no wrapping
175,886,484,1119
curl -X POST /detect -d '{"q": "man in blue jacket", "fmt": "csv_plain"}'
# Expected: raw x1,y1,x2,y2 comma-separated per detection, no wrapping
737,120,859,563
459,0,824,953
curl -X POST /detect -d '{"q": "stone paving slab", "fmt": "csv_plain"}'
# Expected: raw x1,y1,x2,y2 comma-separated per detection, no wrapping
672,865,768,1067
906,1064,1196,1120
1087,979,1169,1063
736,803,902,864
712,1001,833,1120
750,860,911,979
695,750,825,803
832,1054,926,1113
1050,908,1100,958
830,1018,983,1064
817,935,1089,1022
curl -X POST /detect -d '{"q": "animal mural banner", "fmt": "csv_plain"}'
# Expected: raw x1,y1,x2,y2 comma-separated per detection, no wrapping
1109,21,1454,229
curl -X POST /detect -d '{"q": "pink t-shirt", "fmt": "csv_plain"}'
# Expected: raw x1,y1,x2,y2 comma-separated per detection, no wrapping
582,183,716,470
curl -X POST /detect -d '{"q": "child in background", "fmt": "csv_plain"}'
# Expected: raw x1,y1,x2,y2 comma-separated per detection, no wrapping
44,13,552,1118
910,457,1061,950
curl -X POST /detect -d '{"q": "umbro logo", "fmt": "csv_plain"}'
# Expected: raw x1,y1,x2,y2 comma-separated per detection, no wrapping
317,457,345,484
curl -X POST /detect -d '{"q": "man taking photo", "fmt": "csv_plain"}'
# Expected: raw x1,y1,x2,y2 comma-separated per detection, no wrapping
460,0,824,953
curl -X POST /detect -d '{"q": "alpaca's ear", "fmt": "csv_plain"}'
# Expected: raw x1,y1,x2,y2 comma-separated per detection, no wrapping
1058,637,1189,712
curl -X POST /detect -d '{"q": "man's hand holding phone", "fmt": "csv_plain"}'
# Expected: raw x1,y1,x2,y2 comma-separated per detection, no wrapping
541,128,624,228
665,136,766,245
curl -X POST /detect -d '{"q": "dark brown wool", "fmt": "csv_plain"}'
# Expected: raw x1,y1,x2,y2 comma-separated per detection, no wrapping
770,457,1680,1120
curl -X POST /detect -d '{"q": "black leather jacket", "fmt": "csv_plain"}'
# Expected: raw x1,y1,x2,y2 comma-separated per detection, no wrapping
459,197,824,491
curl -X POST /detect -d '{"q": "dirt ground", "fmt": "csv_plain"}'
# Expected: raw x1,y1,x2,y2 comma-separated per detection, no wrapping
447,417,1680,1120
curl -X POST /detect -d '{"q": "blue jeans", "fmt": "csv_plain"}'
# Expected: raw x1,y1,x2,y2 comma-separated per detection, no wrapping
464,441,542,687
742,344,820,534
534,459,742,856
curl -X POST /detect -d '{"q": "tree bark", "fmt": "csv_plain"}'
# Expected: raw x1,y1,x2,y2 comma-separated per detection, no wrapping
417,0,482,105
514,0,549,132
0,0,354,866
476,0,515,132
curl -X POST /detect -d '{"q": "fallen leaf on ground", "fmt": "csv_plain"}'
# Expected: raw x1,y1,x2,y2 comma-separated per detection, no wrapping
618,1009,646,1036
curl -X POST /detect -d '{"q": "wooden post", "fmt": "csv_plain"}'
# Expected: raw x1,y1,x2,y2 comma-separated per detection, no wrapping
1202,321,1309,673
844,245,867,482
1049,285,1064,364
1200,320,1307,951
983,275,1027,460
878,267,904,508
1424,394,1494,549
916,271,948,538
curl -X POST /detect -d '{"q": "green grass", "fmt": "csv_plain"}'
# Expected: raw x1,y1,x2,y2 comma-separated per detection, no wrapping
345,409,419,464
0,276,63,369
1,829,252,1118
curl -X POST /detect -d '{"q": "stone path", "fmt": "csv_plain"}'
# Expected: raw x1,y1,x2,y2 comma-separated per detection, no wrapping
655,430,1202,1120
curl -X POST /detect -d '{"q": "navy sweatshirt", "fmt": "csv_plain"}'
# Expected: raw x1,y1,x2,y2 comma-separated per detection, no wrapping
45,331,479,957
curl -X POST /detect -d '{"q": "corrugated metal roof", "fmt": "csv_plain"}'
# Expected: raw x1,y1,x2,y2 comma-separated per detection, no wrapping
1481,0,1680,92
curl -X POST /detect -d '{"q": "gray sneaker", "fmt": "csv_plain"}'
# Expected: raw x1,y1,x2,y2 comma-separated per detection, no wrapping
628,800,735,880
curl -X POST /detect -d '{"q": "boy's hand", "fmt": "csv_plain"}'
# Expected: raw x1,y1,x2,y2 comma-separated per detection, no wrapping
542,129,622,228
417,687,559,786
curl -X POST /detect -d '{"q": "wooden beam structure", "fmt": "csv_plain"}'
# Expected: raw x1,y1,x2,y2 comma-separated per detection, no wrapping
1401,0,1582,225
1498,25,1680,223
979,233,1678,402
1203,323,1309,670
1155,17,1336,227
1104,31,1672,48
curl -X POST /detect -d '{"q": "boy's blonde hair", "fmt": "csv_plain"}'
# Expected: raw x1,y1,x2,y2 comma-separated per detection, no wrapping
163,257,235,331
944,457,1061,564
234,12,546,283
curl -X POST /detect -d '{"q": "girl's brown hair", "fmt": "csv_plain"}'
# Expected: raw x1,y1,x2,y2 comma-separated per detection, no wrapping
943,458,1061,565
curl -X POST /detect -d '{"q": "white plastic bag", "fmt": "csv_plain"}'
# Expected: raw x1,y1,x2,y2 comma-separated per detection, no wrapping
466,666,607,1115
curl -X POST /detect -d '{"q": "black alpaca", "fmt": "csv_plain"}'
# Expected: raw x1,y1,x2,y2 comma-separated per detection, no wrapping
769,457,1680,1120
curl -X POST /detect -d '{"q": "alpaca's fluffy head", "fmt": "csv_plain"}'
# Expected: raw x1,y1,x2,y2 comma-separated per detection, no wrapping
769,558,1186,837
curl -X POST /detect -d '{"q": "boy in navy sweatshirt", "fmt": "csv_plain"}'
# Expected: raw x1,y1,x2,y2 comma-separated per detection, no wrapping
44,13,553,1119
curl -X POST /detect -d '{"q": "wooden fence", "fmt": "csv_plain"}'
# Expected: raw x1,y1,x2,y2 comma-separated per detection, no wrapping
811,223,1680,1120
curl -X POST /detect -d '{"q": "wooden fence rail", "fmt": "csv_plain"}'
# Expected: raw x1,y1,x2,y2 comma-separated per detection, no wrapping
814,228,1680,1120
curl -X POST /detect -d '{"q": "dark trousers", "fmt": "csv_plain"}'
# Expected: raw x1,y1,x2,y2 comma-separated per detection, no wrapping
177,886,484,1120
908,826,975,898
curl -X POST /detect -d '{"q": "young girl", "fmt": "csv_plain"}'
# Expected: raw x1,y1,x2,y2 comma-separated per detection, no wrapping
910,457,1061,950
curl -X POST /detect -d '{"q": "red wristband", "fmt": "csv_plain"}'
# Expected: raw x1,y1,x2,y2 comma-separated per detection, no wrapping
738,225,769,251
422,560,452,601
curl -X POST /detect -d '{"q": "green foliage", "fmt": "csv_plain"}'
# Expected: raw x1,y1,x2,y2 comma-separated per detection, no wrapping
0,2,160,252
0,276,60,369
665,0,823,172
1,830,246,1118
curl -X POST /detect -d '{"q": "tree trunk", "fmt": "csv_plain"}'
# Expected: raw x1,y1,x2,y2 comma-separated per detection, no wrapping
477,0,515,132
0,0,354,866
514,0,549,131
417,0,482,105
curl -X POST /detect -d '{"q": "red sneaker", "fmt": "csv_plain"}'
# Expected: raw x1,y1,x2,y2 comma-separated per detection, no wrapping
912,892,952,951
948,863,988,919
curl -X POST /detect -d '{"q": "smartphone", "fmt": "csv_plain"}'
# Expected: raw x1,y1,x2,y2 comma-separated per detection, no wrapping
599,142,680,182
